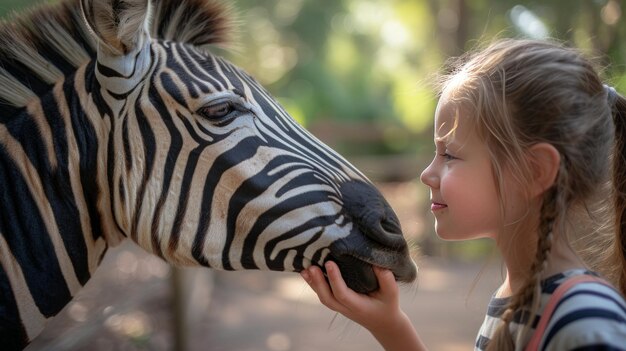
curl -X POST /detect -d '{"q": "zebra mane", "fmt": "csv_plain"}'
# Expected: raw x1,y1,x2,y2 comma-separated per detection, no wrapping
0,0,233,113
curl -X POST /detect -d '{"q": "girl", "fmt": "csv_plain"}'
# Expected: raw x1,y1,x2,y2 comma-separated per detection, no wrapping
300,38,626,350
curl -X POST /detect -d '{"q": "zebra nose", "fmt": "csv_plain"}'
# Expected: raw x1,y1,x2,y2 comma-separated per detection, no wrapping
339,180,406,249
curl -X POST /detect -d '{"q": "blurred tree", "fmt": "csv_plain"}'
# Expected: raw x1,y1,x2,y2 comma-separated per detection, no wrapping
2,0,625,153
226,0,626,158
0,0,39,14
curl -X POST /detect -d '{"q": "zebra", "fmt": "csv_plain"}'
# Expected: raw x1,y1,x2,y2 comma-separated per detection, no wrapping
0,0,418,349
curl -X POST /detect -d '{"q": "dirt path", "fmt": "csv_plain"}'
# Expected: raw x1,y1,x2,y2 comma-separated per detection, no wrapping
197,257,502,351
27,241,502,351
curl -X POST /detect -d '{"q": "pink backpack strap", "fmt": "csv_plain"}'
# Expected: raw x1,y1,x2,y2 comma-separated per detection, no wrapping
524,274,611,351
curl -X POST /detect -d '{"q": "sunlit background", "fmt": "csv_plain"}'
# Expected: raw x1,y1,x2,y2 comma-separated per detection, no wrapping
3,0,623,350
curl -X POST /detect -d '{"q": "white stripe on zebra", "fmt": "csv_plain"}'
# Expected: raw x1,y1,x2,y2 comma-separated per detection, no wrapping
253,202,348,271
0,125,82,295
53,83,107,274
26,99,58,172
237,166,338,269
203,145,287,270
0,233,47,341
73,64,125,246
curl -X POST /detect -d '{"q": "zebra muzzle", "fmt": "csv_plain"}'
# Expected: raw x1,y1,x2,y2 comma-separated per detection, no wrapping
326,180,418,293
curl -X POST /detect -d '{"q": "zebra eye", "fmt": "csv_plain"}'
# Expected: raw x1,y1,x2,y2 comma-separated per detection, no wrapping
198,101,234,121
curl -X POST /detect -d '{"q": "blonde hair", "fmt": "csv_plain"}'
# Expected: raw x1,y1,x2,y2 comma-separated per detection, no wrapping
438,38,626,351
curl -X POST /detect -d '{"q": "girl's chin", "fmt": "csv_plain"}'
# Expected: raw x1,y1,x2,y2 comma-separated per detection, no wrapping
436,234,469,241
434,227,491,241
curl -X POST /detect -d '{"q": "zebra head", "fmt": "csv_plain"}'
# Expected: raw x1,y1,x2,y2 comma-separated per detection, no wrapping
79,0,416,293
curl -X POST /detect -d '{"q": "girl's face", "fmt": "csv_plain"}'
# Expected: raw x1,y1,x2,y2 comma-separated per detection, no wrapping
420,92,508,241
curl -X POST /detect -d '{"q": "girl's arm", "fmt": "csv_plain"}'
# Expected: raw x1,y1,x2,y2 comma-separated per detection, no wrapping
301,261,427,351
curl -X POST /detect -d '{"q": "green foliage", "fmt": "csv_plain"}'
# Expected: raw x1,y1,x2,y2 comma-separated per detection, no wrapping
225,0,626,158
0,0,41,17
3,0,626,153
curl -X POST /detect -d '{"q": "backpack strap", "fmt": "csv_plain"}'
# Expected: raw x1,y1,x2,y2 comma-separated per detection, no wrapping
524,274,612,351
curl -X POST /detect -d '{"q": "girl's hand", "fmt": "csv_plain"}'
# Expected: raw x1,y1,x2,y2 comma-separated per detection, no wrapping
301,261,427,350
300,261,405,334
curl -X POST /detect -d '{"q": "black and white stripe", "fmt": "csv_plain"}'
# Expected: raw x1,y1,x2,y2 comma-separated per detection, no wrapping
475,270,626,350
0,0,417,349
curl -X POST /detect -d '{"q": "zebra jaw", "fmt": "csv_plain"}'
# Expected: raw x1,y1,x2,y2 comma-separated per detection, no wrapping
324,232,417,293
318,255,418,295
326,254,418,294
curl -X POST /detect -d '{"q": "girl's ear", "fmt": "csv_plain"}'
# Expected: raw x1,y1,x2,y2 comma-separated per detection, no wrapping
527,143,561,197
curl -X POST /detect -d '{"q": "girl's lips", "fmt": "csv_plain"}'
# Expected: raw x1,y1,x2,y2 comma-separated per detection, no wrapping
431,202,447,211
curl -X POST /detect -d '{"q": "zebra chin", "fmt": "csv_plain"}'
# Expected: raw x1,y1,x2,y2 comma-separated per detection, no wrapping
326,252,417,294
326,230,418,294
318,180,418,293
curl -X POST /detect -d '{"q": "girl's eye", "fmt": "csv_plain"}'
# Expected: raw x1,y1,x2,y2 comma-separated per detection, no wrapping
439,152,457,161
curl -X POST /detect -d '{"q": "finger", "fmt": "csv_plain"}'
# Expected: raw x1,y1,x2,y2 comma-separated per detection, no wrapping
324,261,362,305
300,266,324,292
306,265,326,285
373,266,399,297
300,268,312,285
305,266,347,313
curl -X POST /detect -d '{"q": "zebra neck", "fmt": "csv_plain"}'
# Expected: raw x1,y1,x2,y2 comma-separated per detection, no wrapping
0,68,122,343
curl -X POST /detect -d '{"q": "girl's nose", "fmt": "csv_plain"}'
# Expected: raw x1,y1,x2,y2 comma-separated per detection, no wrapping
420,161,438,188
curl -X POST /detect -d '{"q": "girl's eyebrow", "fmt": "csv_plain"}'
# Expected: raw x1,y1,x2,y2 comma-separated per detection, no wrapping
435,119,459,141
434,137,456,147
434,138,465,153
434,138,447,147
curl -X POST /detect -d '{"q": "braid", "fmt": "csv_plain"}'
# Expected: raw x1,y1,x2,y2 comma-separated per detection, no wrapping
487,187,559,351
611,93,626,295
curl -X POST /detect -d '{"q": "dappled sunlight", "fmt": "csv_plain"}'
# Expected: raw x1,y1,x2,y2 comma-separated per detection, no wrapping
509,5,548,39
381,19,411,49
601,0,621,25
67,302,89,323
104,311,153,341
273,1,305,26
273,275,320,304
229,0,443,135
266,332,292,351
349,1,392,34
114,249,170,282
326,35,359,76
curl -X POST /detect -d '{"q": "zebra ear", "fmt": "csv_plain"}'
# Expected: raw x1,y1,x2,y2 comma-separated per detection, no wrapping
80,0,152,55
80,0,153,101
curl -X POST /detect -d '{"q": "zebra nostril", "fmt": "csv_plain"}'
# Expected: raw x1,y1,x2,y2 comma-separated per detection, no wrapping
380,216,401,235
368,215,406,249
339,180,407,249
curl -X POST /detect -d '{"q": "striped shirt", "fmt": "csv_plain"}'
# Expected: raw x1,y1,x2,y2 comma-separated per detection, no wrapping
475,270,626,350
